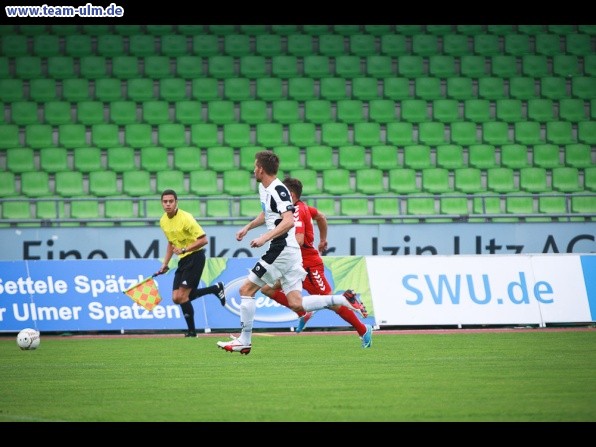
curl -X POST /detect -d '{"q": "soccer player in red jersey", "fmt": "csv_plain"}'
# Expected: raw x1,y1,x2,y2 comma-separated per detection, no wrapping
261,177,372,348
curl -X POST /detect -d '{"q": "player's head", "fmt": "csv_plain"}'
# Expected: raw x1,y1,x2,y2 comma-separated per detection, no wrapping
254,150,280,181
161,189,178,214
283,177,303,200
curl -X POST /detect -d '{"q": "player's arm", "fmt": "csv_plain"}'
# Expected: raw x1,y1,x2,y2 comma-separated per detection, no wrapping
250,210,294,248
310,206,328,253
236,211,265,241
158,241,174,274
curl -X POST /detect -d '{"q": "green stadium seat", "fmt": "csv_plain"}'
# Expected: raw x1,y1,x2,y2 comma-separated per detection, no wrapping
321,122,349,147
414,77,442,101
189,170,219,196
355,168,385,195
156,170,186,194
460,55,487,78
288,168,321,195
255,34,282,56
107,146,136,173
92,124,120,148
239,55,267,79
422,168,451,193
404,194,438,223
443,34,470,56
545,121,575,145
397,55,425,78
337,99,365,124
224,78,252,101
369,99,397,123
552,167,583,192
142,100,170,125
351,77,379,101
223,123,251,148
566,34,592,56
58,124,87,149
446,77,475,100
30,79,58,103
504,194,537,221
564,143,592,168
144,56,172,79
80,56,109,79
304,99,332,125
207,101,235,125
161,34,188,57
192,35,219,57
380,35,409,56
473,34,500,55
584,55,596,76
11,101,40,126
191,78,219,102
487,167,518,193
6,147,35,173
383,77,410,100
340,197,370,221
337,145,367,171
272,146,302,172
271,55,299,79
272,100,301,125
482,121,511,145
140,146,169,173
541,77,568,100
110,101,138,126
373,197,400,221
2,200,33,223
468,144,498,169
94,78,122,102
129,34,156,57
428,55,457,78
125,123,153,148
354,122,382,147
509,77,538,100
73,147,102,173
127,78,155,102
350,34,376,56
365,25,394,35
412,34,439,56
0,79,24,103
527,99,555,122
491,55,518,78
25,124,53,149
77,101,105,125
454,167,485,193
223,170,254,196
366,55,393,79
256,123,284,147
584,167,596,192
370,145,399,171
15,56,43,79
97,34,125,57
322,169,353,195
304,55,332,78
401,99,429,123
239,197,263,218
514,121,543,146
537,195,568,221
534,33,562,56
240,100,268,125
305,145,334,171
176,56,204,79
21,171,53,198
36,200,66,222
2,35,28,57
521,55,549,78
501,144,530,169
439,194,470,221
65,34,92,57
578,121,596,145
519,167,550,193
286,34,313,57
570,195,596,220
69,199,102,223
206,146,236,172
418,122,447,146
388,168,420,194
503,33,531,56
89,170,120,196
159,78,186,102
239,146,264,171
40,147,69,173
104,198,139,225
433,99,460,123
44,101,73,126
463,99,492,123
288,122,317,147
532,144,562,169
55,171,85,197
404,144,432,170
319,34,345,57
319,78,348,101
288,77,316,101
559,98,587,122
205,199,233,222
553,55,581,77
256,78,284,101
158,123,186,148
436,144,464,169
0,172,18,197
450,121,480,146
173,146,202,172
495,99,523,123
478,77,506,100
386,122,416,146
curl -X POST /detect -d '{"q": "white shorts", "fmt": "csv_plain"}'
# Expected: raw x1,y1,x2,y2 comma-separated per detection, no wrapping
248,246,306,295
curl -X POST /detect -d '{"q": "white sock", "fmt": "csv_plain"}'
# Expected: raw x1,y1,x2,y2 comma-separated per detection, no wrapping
302,294,348,312
239,296,256,345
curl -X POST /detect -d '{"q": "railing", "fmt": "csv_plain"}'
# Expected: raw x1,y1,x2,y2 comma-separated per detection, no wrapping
1,192,595,227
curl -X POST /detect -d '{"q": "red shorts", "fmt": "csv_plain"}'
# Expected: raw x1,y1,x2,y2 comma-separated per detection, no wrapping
302,262,332,295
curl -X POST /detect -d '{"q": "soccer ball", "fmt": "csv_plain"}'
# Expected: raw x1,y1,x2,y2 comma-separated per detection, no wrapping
17,328,40,351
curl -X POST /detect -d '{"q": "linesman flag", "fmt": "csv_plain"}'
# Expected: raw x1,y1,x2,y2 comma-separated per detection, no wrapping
123,274,163,311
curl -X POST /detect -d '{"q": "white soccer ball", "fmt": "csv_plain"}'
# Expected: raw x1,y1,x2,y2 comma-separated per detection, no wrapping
17,328,40,351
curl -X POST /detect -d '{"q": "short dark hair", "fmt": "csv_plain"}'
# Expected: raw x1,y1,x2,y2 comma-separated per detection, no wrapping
255,150,279,175
161,189,177,200
283,177,303,199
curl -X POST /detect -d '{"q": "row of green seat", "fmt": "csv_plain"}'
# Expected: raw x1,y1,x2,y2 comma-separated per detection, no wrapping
2,54,596,80
4,98,595,127
2,120,595,150
1,193,594,227
3,25,595,38
2,76,595,105
1,32,594,58
2,143,593,176
3,165,595,199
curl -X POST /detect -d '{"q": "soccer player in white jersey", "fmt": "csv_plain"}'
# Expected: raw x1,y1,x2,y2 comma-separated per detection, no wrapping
216,151,367,355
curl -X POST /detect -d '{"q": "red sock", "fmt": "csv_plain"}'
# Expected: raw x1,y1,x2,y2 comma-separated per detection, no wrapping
335,306,367,336
270,290,305,317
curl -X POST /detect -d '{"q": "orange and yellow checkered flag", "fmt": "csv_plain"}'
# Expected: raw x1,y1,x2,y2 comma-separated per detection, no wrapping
123,275,163,311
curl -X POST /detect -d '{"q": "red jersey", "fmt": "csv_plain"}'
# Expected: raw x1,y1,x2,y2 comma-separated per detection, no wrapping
292,200,323,268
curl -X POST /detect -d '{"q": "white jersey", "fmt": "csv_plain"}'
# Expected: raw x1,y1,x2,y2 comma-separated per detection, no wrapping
259,178,300,249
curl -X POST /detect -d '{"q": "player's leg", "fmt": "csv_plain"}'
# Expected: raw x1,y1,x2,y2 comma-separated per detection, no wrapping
187,251,226,306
